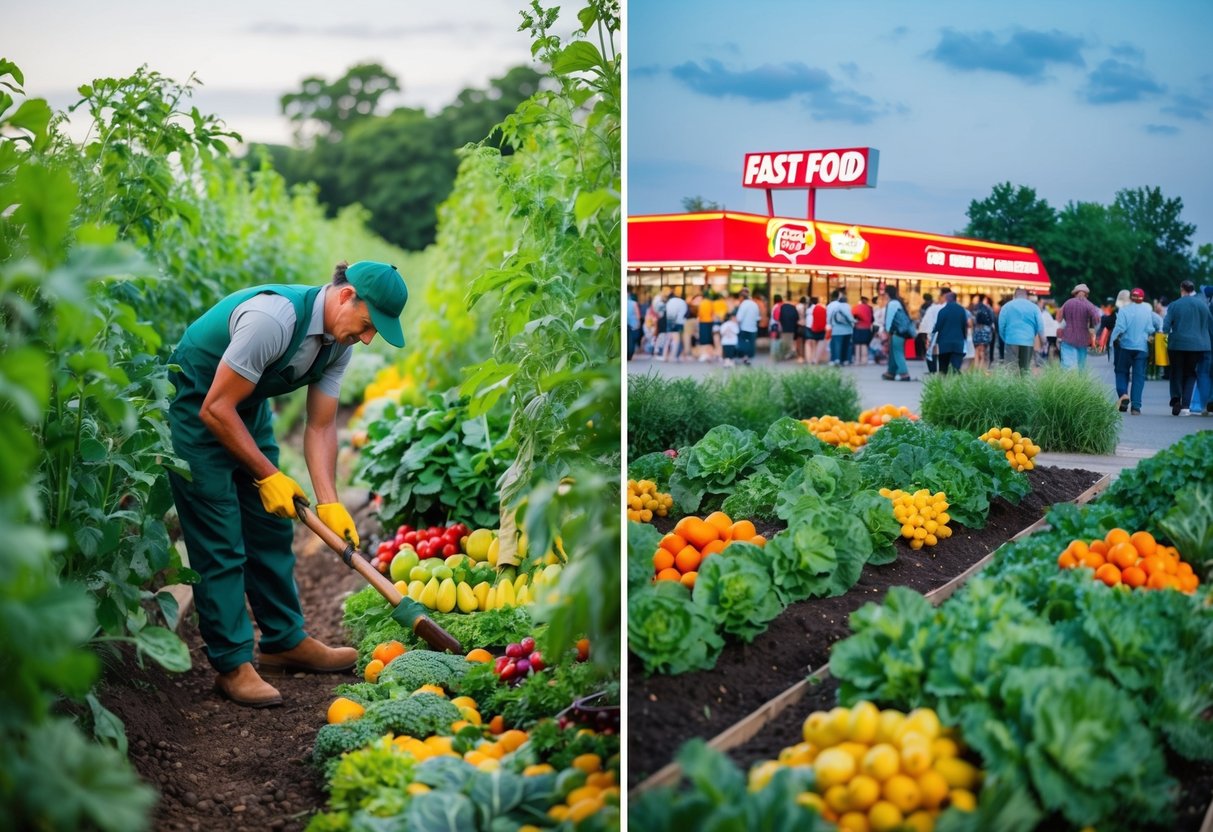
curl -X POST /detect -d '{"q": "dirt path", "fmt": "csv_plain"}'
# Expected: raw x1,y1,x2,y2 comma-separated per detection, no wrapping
99,513,371,831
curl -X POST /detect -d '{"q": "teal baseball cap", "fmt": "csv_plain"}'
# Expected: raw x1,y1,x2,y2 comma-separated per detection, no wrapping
346,261,408,347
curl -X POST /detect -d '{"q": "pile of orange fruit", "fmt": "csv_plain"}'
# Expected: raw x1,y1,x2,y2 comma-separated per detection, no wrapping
978,427,1040,472
1057,528,1200,593
859,404,920,427
803,405,919,452
652,511,766,588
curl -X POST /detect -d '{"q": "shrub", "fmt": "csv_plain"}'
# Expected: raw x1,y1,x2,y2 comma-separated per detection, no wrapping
627,367,860,457
627,373,712,455
920,366,1120,454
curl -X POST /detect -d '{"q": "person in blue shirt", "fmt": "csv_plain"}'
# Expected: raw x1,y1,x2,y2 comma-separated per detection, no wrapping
997,288,1044,373
1162,279,1213,415
1109,288,1160,415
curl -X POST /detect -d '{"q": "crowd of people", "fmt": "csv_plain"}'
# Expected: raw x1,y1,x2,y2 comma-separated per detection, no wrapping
627,280,1213,415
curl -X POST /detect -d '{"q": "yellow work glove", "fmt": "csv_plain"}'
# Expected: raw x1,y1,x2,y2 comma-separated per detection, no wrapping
317,503,360,548
254,471,307,518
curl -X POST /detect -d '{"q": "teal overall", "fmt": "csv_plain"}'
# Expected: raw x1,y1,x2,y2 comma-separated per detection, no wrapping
167,284,335,672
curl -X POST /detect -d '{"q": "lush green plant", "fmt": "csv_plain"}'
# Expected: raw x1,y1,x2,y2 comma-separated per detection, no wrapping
691,542,783,642
629,740,825,832
457,0,621,672
778,367,861,421
628,367,860,457
920,365,1120,454
0,59,157,830
1100,430,1213,525
858,419,1029,528
629,581,723,675
356,389,513,529
627,372,713,455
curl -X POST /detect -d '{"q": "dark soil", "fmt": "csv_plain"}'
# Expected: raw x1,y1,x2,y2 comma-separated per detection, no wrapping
627,465,1102,788
727,674,1213,832
97,505,373,832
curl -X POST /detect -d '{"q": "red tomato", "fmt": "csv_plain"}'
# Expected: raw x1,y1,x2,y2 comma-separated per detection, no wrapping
403,531,418,545
441,543,457,557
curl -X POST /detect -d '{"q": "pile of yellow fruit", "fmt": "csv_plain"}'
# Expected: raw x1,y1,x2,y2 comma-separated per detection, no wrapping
749,702,982,832
544,753,621,825
978,427,1040,472
627,479,673,522
881,489,952,550
801,415,879,452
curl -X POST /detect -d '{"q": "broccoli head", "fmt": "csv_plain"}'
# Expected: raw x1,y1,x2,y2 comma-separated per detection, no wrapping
313,719,389,769
376,650,471,693
363,693,461,738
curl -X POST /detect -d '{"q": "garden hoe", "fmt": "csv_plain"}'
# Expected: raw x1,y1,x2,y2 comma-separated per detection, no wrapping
292,497,463,654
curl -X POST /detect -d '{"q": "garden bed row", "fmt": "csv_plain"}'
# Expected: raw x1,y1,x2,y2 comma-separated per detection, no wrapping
626,465,1102,789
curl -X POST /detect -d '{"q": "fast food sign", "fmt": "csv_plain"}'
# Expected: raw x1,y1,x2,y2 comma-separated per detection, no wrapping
742,147,878,189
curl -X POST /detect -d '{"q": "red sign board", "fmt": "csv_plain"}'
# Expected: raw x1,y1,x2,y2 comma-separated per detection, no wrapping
742,147,878,189
628,212,1049,287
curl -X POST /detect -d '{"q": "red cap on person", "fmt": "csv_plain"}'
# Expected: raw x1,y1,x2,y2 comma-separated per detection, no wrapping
1130,288,1145,300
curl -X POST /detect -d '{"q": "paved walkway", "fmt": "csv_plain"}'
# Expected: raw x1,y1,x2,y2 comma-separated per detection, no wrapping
627,345,1211,479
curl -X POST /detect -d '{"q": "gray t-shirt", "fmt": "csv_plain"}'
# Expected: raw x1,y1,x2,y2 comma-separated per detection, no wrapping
222,285,352,399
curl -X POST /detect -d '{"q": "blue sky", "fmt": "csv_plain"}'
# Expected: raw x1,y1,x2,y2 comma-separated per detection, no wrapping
628,0,1213,248
7,0,548,146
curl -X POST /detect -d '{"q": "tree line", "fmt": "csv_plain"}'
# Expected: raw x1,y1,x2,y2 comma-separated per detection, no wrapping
249,62,543,251
962,182,1210,303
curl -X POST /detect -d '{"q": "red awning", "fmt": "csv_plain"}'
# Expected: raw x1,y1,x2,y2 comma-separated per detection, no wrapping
628,211,1050,288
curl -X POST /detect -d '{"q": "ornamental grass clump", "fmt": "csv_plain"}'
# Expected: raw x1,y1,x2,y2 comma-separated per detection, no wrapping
920,365,1119,454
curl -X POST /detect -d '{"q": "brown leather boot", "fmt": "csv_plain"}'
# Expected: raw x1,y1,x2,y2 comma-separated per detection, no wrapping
258,636,357,674
214,662,283,708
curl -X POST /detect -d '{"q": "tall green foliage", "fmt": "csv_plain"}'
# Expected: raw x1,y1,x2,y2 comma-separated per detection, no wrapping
455,0,622,670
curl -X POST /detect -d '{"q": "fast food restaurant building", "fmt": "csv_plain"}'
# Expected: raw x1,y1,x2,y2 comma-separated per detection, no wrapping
627,147,1051,318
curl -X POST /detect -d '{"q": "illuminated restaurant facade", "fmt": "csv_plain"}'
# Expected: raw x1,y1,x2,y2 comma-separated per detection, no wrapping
627,147,1052,315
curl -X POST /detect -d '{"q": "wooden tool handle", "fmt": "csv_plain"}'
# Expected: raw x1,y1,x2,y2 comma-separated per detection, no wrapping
293,497,403,606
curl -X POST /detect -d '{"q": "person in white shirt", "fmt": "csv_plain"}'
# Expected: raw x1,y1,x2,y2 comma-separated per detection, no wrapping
719,313,740,367
659,292,688,362
733,289,760,365
1039,299,1059,363
917,292,946,374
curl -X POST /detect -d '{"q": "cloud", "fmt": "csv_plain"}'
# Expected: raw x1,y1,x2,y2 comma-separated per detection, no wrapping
1082,58,1165,104
1145,124,1180,135
886,25,909,42
630,64,663,79
1110,42,1144,61
839,62,861,81
667,59,893,123
926,27,1086,82
247,20,493,39
1162,92,1208,122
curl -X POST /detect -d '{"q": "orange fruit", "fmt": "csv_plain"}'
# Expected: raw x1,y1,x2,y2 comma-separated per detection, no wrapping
700,539,727,557
675,545,702,573
1058,551,1077,569
673,516,697,539
679,571,698,589
1121,566,1147,588
1069,539,1090,559
1105,528,1131,546
731,520,758,541
660,533,688,555
1107,542,1139,570
705,511,734,539
327,697,365,724
1140,556,1167,576
466,648,493,663
681,517,720,550
1129,531,1156,557
1094,563,1121,587
1177,561,1194,577
488,715,505,734
653,549,675,572
1081,551,1106,570
1088,539,1109,556
372,640,406,665
364,658,385,683
750,534,767,548
656,567,682,582
1179,573,1200,593
1147,572,1178,590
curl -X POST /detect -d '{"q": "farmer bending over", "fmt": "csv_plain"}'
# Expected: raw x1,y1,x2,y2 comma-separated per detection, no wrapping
167,261,407,707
